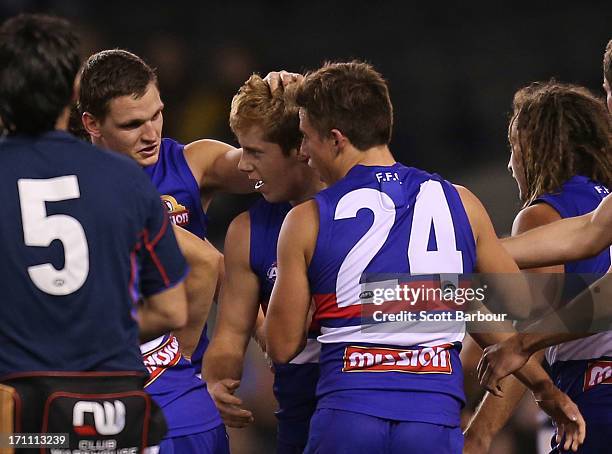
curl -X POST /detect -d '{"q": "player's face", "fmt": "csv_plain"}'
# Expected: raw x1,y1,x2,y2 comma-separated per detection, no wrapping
299,109,335,184
236,125,303,203
604,78,612,113
96,83,164,167
508,117,527,201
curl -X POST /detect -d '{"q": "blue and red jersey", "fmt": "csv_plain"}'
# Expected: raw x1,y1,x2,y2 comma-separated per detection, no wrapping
142,138,221,437
534,175,612,423
249,198,320,445
308,163,476,427
0,131,187,376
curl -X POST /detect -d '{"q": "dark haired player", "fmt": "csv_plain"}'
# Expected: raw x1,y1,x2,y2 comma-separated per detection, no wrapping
0,13,188,446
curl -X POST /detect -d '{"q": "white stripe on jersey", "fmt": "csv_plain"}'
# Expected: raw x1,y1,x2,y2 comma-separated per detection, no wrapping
318,322,465,347
290,338,321,364
547,331,612,364
140,335,166,355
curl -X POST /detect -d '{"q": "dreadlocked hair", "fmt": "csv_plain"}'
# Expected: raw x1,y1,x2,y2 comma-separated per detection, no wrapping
511,81,612,207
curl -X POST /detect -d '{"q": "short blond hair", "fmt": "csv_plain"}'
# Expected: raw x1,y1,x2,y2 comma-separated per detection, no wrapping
229,74,301,154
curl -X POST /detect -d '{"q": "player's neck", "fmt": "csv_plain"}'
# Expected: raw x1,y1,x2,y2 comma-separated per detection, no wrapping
289,166,326,206
54,106,71,131
332,144,395,183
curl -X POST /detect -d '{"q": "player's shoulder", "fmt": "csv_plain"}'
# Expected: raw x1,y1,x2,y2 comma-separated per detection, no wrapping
284,199,318,229
225,210,251,256
512,203,562,236
229,210,251,234
183,138,235,157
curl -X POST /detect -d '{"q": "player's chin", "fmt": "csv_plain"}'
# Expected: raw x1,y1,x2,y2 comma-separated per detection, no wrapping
261,191,281,203
137,151,160,167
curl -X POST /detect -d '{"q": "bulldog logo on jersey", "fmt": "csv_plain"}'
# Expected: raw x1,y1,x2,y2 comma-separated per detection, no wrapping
161,195,190,227
266,261,278,284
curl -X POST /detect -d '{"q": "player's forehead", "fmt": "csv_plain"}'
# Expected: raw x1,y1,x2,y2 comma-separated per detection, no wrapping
105,82,163,122
238,125,276,148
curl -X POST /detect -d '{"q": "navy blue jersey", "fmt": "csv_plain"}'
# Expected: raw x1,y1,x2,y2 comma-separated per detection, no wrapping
309,164,476,426
249,198,320,445
533,175,612,423
0,131,187,376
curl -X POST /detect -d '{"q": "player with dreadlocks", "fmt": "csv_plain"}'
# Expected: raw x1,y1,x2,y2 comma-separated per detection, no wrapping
465,81,612,454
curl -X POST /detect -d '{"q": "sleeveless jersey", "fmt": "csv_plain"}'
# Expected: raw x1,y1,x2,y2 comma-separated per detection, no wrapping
142,138,221,436
144,138,210,371
249,199,320,444
0,131,186,375
534,175,612,422
308,164,476,427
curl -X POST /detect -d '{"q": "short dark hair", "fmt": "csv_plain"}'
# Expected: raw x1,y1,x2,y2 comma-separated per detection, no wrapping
604,39,612,86
78,49,157,119
296,61,393,150
0,14,81,135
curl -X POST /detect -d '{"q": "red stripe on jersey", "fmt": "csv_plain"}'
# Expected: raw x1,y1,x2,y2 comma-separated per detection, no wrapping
142,229,171,287
314,280,471,321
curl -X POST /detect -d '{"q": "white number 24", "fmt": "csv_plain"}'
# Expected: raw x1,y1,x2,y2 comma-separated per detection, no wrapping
334,180,463,307
18,176,89,296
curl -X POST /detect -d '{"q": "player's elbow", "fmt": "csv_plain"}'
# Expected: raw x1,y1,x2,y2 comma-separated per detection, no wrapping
190,242,222,277
157,283,189,330
266,334,302,364
266,344,295,364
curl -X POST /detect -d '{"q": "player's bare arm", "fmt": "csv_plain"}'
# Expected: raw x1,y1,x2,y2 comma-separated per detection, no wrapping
171,225,220,357
464,203,563,453
184,139,254,209
503,194,612,268
138,282,188,343
265,200,318,364
204,212,259,427
478,271,612,389
457,186,585,452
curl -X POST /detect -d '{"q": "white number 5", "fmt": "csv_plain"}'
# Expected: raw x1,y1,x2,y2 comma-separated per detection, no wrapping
18,176,89,295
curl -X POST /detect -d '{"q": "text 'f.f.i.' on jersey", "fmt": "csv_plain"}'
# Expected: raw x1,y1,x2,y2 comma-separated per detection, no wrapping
308,163,476,427
249,198,320,448
0,131,187,377
534,176,612,426
142,138,222,438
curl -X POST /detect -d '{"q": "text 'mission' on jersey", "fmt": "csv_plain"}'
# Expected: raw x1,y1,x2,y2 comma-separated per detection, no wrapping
308,164,476,427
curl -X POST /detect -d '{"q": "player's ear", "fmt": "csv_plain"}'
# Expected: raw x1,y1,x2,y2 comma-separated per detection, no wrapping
81,112,102,139
330,129,348,153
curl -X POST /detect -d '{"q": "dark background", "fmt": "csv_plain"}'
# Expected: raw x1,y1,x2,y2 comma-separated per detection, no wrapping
2,2,609,452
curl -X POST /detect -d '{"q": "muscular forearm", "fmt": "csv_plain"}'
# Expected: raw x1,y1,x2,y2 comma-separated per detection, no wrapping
503,212,611,269
464,375,527,449
204,341,247,384
515,273,612,354
172,227,221,355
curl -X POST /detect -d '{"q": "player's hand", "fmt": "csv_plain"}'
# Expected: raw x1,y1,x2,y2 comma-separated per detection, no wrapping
264,70,303,92
207,378,254,428
477,335,530,395
532,382,586,452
